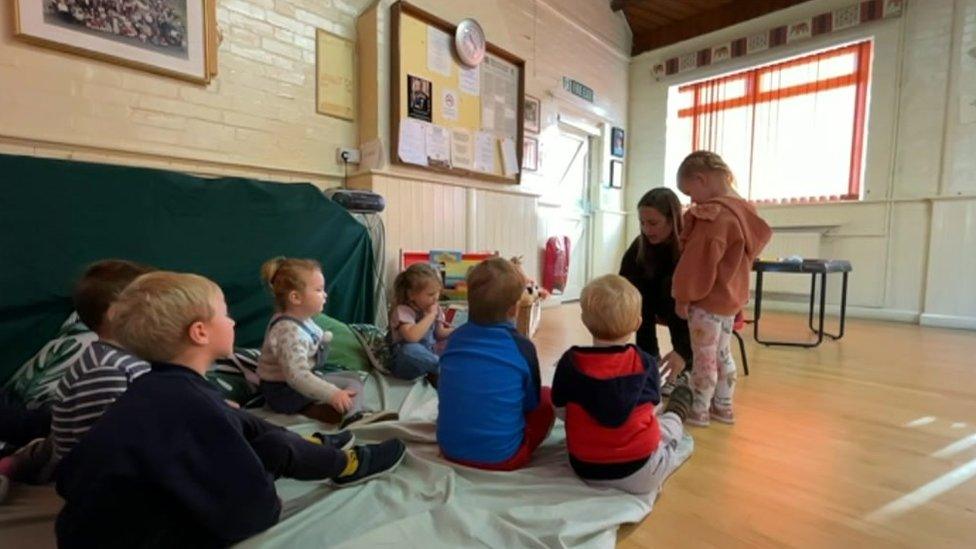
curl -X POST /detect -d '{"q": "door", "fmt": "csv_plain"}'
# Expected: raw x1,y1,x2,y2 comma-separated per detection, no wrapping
540,124,593,301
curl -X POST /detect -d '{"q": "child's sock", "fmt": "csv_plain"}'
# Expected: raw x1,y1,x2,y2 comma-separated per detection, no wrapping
340,449,359,476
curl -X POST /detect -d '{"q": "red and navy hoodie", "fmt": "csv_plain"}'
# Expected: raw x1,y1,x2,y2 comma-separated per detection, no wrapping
551,344,662,480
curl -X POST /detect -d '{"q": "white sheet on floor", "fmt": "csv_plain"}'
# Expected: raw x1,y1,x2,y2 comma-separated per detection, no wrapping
241,373,695,549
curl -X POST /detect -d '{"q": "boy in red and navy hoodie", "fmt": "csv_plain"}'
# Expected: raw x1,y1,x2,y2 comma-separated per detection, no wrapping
552,274,692,495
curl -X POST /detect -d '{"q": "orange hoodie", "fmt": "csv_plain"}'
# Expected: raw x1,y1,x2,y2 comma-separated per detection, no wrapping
672,196,772,316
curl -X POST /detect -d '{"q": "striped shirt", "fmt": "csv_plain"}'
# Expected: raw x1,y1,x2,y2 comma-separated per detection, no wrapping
51,341,151,459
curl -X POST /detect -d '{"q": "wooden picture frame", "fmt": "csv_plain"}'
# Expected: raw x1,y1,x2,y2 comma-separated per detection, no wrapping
316,29,356,120
13,0,218,84
390,1,526,184
524,94,540,133
522,136,538,172
611,127,625,158
609,159,623,188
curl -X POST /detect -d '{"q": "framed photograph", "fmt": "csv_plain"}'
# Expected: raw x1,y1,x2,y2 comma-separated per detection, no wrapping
609,159,623,188
13,0,217,84
316,29,355,120
611,127,625,158
522,136,538,172
524,94,541,133
407,74,433,122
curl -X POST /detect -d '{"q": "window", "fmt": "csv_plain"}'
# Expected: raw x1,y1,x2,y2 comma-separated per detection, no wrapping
665,41,872,203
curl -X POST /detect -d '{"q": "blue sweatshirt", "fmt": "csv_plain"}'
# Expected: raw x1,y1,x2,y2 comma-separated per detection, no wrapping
437,321,541,463
55,362,281,548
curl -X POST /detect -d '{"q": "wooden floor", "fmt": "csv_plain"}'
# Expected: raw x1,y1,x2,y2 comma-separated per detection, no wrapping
534,304,976,549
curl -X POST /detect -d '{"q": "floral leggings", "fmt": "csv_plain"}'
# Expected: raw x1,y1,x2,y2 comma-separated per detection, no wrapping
688,306,737,415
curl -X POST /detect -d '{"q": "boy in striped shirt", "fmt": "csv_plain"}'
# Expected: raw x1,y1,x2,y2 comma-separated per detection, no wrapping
1,260,154,483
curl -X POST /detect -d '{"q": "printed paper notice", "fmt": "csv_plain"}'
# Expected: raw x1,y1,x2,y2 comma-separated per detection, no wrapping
474,131,495,173
398,118,428,166
442,89,459,121
480,54,519,138
460,66,480,95
426,124,451,168
500,138,518,176
427,26,453,77
451,129,474,170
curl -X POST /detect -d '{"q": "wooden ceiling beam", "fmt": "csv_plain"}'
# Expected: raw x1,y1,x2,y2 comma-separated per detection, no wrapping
626,5,674,28
631,0,811,56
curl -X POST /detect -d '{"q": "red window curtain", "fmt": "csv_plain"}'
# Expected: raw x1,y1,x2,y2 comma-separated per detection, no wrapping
677,41,872,203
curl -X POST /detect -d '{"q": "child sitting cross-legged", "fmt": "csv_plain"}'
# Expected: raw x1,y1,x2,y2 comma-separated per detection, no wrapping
257,257,397,428
387,263,454,385
55,272,406,548
552,274,693,495
438,257,555,471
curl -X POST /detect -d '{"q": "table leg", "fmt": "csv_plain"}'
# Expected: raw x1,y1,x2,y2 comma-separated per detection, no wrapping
823,272,849,340
808,273,817,334
753,271,764,341
753,270,825,348
815,272,826,346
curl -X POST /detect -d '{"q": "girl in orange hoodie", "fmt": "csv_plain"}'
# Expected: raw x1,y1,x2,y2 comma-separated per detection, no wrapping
672,151,771,426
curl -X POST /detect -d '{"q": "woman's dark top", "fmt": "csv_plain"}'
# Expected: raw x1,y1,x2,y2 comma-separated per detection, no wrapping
619,237,692,363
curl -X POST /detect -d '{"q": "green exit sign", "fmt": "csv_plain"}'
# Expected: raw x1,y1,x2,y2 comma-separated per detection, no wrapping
562,77,594,103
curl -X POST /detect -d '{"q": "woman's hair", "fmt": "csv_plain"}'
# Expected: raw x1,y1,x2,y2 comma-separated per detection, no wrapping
635,187,683,275
677,150,736,188
392,263,441,309
260,257,322,310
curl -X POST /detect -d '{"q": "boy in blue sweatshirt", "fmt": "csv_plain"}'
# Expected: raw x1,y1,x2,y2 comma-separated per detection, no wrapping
56,272,405,548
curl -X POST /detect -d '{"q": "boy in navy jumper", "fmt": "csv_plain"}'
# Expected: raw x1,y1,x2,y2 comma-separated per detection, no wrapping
552,274,692,495
438,257,555,470
56,272,405,548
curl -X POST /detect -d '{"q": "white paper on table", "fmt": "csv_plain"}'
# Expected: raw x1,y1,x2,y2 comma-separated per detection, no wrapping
451,129,474,170
442,89,459,121
474,131,495,173
460,66,480,95
427,26,453,77
398,118,428,166
500,137,518,176
426,124,451,167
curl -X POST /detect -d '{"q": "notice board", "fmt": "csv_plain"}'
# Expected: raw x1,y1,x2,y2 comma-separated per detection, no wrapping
390,2,526,183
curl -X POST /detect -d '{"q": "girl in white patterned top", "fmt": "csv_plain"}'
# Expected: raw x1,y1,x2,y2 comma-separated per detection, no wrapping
256,257,395,428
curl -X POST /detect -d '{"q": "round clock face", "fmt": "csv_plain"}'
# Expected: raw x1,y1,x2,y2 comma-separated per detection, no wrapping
455,19,486,68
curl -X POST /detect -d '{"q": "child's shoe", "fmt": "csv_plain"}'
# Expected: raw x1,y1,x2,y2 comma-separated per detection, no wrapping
663,386,693,421
308,431,356,451
684,409,710,427
661,371,690,397
333,439,406,486
709,405,735,425
339,410,399,430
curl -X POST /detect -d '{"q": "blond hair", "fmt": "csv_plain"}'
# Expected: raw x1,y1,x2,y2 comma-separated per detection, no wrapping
580,274,642,340
111,272,222,363
466,257,525,324
260,257,322,310
677,150,736,188
391,263,441,309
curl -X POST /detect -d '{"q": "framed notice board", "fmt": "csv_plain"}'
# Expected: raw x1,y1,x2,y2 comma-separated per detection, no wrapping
391,2,526,184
